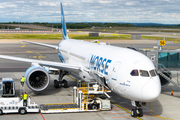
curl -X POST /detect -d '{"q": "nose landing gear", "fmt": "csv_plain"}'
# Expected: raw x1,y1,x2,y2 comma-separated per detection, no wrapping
131,101,144,117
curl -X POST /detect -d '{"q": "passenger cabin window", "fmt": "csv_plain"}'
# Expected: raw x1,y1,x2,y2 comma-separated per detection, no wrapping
130,70,139,76
140,70,149,77
149,70,156,77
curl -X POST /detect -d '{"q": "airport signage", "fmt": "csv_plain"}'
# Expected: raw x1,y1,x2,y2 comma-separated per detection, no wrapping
159,40,166,46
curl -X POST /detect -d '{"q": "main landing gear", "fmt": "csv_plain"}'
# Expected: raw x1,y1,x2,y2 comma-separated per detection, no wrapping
54,70,69,88
131,101,144,117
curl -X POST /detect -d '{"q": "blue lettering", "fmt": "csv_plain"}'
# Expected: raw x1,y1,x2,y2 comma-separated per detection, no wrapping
104,59,112,75
89,55,112,75
89,55,96,69
94,56,99,70
97,57,103,72
101,58,107,73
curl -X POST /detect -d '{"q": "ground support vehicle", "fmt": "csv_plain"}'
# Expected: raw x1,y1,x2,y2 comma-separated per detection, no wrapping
40,82,111,113
0,97,39,115
0,78,15,97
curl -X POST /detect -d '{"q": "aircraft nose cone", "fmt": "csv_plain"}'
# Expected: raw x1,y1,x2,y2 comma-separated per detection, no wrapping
142,82,161,102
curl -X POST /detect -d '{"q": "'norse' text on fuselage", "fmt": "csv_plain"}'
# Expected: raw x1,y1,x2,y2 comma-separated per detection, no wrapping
89,55,112,75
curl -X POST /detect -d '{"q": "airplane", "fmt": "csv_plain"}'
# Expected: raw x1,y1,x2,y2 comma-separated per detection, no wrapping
0,3,162,117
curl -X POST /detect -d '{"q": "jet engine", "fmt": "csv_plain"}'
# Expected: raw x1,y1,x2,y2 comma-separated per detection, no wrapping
158,71,171,87
24,66,50,91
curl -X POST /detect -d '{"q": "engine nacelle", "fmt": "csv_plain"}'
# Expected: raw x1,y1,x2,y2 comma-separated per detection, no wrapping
158,71,171,87
25,66,50,91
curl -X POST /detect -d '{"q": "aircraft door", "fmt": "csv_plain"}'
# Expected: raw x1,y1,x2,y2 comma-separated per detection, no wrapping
13,82,15,95
111,62,121,80
0,83,2,95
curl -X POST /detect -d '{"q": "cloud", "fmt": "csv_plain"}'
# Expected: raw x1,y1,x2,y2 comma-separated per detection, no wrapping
39,2,58,6
15,1,25,3
99,0,112,3
125,2,137,6
0,0,179,24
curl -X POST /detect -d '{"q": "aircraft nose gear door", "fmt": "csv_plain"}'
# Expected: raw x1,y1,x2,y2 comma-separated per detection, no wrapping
111,62,121,80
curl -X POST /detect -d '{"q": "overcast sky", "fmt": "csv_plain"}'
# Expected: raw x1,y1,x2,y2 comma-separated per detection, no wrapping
0,0,180,24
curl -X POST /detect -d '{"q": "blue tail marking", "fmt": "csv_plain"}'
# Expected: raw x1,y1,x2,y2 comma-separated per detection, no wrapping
60,3,68,40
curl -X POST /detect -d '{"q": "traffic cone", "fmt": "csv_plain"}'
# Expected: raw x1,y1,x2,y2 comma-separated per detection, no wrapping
171,90,173,96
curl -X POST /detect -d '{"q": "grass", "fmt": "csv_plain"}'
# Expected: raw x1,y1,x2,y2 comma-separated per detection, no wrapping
141,36,164,40
142,36,180,41
0,33,131,40
1,33,179,42
70,34,131,40
0,34,62,39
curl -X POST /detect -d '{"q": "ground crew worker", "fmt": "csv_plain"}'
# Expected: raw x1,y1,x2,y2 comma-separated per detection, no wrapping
21,93,24,100
78,79,81,87
23,92,27,106
21,76,25,86
28,93,31,99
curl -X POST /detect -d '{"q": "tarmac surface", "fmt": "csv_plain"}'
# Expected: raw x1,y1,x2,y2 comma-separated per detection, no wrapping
0,40,179,120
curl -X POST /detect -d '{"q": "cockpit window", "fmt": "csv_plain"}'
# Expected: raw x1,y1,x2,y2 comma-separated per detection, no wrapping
149,70,156,77
140,70,149,77
130,70,139,76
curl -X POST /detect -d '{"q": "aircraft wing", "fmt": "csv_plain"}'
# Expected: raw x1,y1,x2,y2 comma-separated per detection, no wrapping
21,40,58,50
0,55,81,73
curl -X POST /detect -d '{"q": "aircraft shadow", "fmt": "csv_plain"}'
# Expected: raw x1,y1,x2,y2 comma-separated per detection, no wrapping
30,79,77,96
109,92,163,117
14,77,77,96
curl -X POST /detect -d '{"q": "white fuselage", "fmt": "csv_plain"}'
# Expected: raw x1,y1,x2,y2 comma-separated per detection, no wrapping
58,39,161,102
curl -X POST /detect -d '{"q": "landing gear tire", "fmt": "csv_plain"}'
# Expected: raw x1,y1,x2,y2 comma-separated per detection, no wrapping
54,80,59,88
92,104,98,110
63,79,68,88
131,108,137,117
137,108,143,117
0,109,3,115
89,104,98,110
19,108,26,115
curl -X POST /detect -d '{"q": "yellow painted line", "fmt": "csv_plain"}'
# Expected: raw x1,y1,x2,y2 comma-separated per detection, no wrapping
142,48,154,50
149,103,174,120
35,52,46,60
19,41,26,47
38,56,45,60
35,52,45,57
110,101,142,120
21,45,25,47
26,51,34,53
66,75,77,82
26,51,46,60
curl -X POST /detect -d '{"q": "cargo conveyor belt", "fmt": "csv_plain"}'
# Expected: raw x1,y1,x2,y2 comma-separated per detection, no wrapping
40,103,79,111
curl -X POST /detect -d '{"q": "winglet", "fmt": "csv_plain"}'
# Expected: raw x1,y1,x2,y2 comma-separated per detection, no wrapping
61,3,69,40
